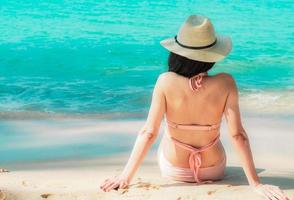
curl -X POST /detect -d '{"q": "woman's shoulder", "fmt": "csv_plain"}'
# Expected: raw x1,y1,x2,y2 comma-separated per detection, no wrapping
212,72,236,84
156,72,181,82
158,71,179,78
213,72,233,79
155,72,182,90
212,73,238,93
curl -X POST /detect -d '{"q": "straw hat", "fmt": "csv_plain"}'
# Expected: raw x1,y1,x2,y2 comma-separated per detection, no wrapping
160,15,232,62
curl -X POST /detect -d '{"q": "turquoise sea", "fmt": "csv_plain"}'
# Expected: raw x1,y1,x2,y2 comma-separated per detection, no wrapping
0,0,293,118
0,1,293,164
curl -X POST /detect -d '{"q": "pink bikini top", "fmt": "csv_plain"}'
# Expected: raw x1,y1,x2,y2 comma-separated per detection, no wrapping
164,72,222,183
166,119,221,131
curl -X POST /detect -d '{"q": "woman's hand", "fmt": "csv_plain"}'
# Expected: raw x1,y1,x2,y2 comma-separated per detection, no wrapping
100,174,130,192
253,183,290,200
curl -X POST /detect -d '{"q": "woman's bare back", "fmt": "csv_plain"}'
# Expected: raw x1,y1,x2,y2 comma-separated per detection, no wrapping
159,71,231,168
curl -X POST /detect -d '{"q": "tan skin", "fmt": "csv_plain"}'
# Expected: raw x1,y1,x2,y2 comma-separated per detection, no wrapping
100,72,289,200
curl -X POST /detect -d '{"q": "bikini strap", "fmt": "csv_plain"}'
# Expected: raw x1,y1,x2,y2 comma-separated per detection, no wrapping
189,72,208,91
165,131,220,183
165,118,221,131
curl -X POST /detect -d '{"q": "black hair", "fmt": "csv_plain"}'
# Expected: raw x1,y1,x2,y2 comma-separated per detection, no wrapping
168,52,215,78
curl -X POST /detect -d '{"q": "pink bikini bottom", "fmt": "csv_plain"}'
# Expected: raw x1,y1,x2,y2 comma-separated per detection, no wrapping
157,148,226,183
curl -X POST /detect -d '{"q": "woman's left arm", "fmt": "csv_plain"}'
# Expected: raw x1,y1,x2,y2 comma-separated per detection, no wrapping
100,74,166,192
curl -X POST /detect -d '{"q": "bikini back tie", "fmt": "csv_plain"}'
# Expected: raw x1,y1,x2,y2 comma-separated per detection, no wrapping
165,131,220,183
189,72,208,91
165,118,221,183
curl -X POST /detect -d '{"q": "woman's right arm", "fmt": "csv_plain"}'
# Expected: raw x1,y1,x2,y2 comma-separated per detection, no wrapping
223,74,260,186
223,74,289,200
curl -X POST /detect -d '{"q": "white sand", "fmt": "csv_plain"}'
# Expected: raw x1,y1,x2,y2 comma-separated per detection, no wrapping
0,116,293,200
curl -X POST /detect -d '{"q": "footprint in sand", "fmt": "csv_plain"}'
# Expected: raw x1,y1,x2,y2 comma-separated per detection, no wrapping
178,195,195,200
120,189,129,194
21,180,38,188
40,193,52,199
22,181,28,187
207,190,216,195
115,178,160,195
134,181,160,190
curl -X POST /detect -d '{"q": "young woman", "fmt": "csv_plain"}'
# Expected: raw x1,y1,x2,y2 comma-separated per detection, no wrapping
100,15,289,200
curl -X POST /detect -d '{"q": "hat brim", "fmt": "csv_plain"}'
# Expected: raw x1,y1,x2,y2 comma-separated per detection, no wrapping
160,35,232,62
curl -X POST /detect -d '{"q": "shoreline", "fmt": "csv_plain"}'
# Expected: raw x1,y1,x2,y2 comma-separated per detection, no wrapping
0,115,293,199
0,115,293,168
0,109,294,121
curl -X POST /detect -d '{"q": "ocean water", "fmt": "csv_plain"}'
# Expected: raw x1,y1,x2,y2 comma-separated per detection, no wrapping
0,0,293,118
0,120,138,163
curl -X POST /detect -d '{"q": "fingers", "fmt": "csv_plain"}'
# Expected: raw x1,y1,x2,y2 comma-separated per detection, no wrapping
100,179,111,189
119,181,128,189
268,190,284,200
260,185,290,200
254,184,290,200
99,176,129,192
266,186,289,200
101,180,115,191
263,188,275,200
119,181,124,189
105,182,119,192
100,178,110,188
254,185,272,200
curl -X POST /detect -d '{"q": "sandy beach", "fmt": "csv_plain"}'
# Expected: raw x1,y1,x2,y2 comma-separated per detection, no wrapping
0,116,293,200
